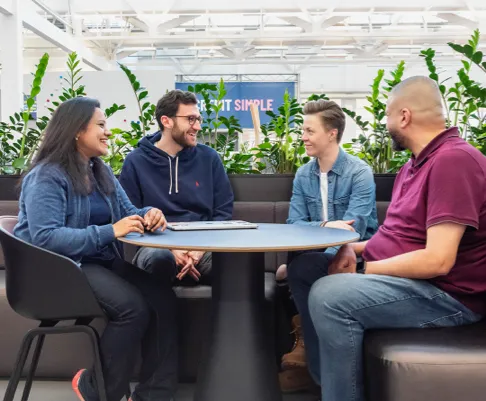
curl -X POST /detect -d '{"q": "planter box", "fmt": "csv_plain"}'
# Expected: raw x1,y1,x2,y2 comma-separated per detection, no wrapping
374,174,396,202
228,174,295,202
0,173,397,203
0,175,21,201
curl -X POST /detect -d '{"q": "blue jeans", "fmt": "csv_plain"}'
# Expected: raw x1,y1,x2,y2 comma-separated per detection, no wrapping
287,252,482,401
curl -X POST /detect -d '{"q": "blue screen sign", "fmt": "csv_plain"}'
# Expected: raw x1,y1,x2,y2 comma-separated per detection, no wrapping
175,81,296,129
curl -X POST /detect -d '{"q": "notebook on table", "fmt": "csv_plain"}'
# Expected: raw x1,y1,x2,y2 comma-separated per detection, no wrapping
166,220,258,231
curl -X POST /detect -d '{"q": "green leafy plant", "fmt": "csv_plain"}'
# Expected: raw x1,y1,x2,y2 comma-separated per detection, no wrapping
188,79,256,174
0,52,126,174
118,64,155,134
342,60,410,173
253,91,328,174
422,29,486,154
102,64,152,173
0,53,50,173
48,53,86,112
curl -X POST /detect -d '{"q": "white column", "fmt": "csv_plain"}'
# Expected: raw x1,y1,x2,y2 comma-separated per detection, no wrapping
0,0,23,121
341,98,358,144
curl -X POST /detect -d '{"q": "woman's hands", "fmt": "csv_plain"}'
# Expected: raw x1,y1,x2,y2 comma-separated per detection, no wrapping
113,215,145,238
113,208,167,238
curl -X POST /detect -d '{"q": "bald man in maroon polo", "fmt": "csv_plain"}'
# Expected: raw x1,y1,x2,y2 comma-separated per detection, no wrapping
286,75,486,401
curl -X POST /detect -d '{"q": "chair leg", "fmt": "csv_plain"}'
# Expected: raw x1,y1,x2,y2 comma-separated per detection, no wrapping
83,326,108,401
20,334,45,401
2,330,37,401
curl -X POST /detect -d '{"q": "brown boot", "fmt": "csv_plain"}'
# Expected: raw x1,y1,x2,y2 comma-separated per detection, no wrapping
278,367,315,393
281,314,306,369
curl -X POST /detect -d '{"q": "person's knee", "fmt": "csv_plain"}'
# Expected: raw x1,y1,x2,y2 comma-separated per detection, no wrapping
308,274,363,324
136,247,175,268
134,248,177,280
117,291,151,330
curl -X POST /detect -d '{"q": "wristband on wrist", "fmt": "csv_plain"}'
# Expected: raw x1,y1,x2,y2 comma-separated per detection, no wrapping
357,260,367,273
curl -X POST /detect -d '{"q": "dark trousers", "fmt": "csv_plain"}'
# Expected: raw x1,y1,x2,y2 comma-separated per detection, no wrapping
81,258,177,401
278,249,327,319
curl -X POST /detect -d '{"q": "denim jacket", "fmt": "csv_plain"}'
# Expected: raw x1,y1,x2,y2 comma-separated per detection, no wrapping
14,162,152,263
287,148,378,253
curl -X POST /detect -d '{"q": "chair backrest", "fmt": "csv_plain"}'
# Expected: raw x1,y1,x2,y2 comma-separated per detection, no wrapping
0,216,104,321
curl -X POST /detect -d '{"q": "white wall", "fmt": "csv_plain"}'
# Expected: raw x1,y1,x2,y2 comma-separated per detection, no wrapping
35,69,176,129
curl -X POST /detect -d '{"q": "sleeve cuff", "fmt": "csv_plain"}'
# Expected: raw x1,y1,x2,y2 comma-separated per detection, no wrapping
427,214,479,230
139,207,152,218
98,224,116,247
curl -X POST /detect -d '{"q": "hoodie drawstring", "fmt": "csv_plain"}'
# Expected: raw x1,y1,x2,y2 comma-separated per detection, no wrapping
175,156,179,194
168,156,179,195
168,156,173,195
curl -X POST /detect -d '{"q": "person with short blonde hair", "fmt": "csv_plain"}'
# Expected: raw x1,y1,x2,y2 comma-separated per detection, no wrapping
277,98,378,394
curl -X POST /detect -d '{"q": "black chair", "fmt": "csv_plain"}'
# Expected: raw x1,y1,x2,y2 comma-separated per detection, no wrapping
0,216,130,401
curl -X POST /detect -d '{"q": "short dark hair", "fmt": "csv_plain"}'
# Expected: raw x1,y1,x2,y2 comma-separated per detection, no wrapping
303,100,346,143
155,90,198,131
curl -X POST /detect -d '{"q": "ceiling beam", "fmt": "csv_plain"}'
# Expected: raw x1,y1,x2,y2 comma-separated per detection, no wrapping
0,0,12,16
278,16,311,32
157,15,199,33
65,29,479,42
436,12,478,30
123,0,143,17
125,16,149,32
321,16,347,29
348,42,389,57
22,3,112,70
216,47,234,58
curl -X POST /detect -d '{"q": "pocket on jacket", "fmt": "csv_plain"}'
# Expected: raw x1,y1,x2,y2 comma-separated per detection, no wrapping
333,195,350,219
305,196,321,220
420,311,463,328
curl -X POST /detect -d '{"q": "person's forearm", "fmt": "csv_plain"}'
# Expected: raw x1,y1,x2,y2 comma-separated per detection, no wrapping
350,241,368,256
365,249,449,279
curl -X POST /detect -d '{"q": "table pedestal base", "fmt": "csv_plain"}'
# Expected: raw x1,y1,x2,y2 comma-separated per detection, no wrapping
194,251,282,401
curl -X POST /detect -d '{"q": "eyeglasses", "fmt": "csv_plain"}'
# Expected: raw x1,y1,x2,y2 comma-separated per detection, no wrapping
174,115,203,126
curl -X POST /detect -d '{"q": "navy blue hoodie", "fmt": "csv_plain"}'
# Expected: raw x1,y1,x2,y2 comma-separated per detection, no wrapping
119,132,234,222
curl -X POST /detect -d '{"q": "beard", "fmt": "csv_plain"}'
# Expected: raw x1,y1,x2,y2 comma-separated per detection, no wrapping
389,129,407,152
172,122,197,148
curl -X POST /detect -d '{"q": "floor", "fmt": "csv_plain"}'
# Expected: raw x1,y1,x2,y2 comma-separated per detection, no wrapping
0,380,317,401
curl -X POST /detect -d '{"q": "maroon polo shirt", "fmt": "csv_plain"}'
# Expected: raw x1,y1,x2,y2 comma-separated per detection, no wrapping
363,127,486,315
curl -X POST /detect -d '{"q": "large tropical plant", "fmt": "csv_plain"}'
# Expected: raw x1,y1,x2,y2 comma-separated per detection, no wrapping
0,52,126,175
421,29,486,154
342,61,410,173
0,53,50,174
187,79,257,174
102,64,152,173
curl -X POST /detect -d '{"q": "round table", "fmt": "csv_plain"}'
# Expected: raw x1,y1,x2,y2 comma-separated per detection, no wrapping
120,223,359,401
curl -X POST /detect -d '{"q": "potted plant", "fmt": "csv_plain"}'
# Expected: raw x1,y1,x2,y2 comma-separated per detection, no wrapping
341,61,409,201
0,52,126,200
421,29,485,154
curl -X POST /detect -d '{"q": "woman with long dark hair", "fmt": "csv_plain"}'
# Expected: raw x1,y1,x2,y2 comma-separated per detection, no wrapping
14,97,178,401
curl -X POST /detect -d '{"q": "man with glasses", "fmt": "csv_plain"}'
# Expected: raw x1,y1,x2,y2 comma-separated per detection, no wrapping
119,89,234,285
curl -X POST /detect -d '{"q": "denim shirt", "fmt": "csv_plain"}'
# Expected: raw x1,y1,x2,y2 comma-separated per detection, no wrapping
287,148,378,254
14,162,152,264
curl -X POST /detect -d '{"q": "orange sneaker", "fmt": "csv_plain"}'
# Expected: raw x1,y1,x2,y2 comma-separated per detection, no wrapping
72,369,89,401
